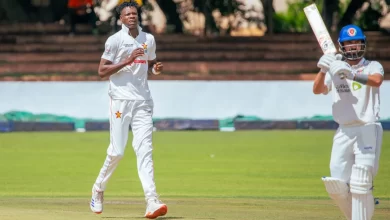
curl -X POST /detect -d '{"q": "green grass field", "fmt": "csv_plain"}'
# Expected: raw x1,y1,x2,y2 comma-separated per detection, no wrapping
0,131,389,219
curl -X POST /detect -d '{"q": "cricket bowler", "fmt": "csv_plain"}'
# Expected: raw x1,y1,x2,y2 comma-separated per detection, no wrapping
313,24,384,220
90,1,167,219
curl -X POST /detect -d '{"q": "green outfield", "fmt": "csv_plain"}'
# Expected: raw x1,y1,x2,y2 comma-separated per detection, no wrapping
0,131,389,219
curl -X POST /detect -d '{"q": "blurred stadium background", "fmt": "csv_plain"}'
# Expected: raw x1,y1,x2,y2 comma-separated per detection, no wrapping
0,0,390,219
0,0,390,131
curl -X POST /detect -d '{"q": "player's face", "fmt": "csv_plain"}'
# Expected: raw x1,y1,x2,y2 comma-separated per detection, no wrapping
120,6,138,29
343,40,362,52
340,39,365,61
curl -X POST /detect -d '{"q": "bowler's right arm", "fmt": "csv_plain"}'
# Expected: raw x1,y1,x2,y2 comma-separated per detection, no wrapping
98,36,144,79
98,59,130,79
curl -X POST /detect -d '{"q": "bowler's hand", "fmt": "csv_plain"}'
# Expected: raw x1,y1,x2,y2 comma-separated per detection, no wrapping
126,48,144,64
153,62,163,75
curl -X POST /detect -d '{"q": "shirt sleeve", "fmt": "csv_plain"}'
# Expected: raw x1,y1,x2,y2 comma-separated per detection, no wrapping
101,36,118,62
369,61,384,76
323,72,332,95
148,35,157,60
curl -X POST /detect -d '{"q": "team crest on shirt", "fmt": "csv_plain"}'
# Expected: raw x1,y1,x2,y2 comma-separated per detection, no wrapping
142,43,148,53
115,111,122,119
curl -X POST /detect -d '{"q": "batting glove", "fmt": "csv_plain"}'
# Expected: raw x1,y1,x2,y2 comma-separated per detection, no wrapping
317,54,343,73
329,60,354,79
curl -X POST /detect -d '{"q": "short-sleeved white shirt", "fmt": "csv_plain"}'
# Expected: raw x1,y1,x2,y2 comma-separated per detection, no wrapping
101,24,157,100
324,58,384,126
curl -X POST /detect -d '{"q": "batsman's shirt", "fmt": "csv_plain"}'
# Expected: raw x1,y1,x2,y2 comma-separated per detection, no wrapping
101,24,156,100
324,58,384,126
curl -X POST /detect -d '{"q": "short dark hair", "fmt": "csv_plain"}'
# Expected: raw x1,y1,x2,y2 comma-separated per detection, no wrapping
116,0,139,15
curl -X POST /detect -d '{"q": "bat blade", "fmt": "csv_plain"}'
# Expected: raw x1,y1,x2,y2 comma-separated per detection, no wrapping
304,3,337,54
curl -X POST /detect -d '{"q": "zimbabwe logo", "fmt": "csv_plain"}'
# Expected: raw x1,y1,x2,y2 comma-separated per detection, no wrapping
142,43,148,53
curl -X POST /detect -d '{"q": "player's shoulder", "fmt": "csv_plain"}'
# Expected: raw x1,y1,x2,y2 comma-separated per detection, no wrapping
366,60,383,69
363,58,380,65
364,59,384,75
106,31,122,42
141,31,156,41
369,60,383,66
103,32,123,51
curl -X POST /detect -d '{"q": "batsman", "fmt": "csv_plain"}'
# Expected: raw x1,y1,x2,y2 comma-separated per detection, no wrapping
313,24,384,220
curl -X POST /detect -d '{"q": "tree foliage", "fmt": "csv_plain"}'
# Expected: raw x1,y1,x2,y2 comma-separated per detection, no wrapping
193,0,244,35
271,0,388,33
273,0,312,33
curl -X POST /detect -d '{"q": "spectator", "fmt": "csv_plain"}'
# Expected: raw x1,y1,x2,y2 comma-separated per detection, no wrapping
67,0,99,35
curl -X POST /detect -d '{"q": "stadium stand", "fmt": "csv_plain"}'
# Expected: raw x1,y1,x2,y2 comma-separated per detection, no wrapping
1,23,390,132
1,23,390,81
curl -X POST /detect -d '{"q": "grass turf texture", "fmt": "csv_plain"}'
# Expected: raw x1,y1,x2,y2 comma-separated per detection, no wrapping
0,131,389,219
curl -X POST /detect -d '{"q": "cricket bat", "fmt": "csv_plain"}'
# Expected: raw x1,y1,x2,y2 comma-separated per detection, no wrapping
303,3,337,54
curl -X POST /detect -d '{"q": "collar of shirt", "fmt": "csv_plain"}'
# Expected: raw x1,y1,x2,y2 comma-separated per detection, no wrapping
351,57,366,69
121,24,142,36
351,57,369,75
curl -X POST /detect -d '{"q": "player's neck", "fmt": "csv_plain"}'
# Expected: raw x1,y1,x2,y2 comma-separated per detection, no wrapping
346,58,362,66
128,29,139,38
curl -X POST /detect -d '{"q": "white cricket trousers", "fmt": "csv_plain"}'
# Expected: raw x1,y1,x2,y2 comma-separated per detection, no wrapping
94,99,158,199
330,122,383,182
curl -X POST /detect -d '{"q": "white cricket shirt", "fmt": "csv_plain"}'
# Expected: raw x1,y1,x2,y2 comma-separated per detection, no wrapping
101,24,156,100
324,58,384,126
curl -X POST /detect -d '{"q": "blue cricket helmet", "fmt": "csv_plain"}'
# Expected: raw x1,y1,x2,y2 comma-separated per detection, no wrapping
338,24,366,43
338,24,366,60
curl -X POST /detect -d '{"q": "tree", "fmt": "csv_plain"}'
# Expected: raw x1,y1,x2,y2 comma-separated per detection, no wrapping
193,0,219,35
355,0,384,31
193,0,243,36
155,0,184,33
338,0,366,29
322,0,339,31
260,0,275,34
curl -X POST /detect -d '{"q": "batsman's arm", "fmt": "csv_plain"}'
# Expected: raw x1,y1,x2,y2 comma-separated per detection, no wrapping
313,71,329,94
354,74,383,87
353,61,384,87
